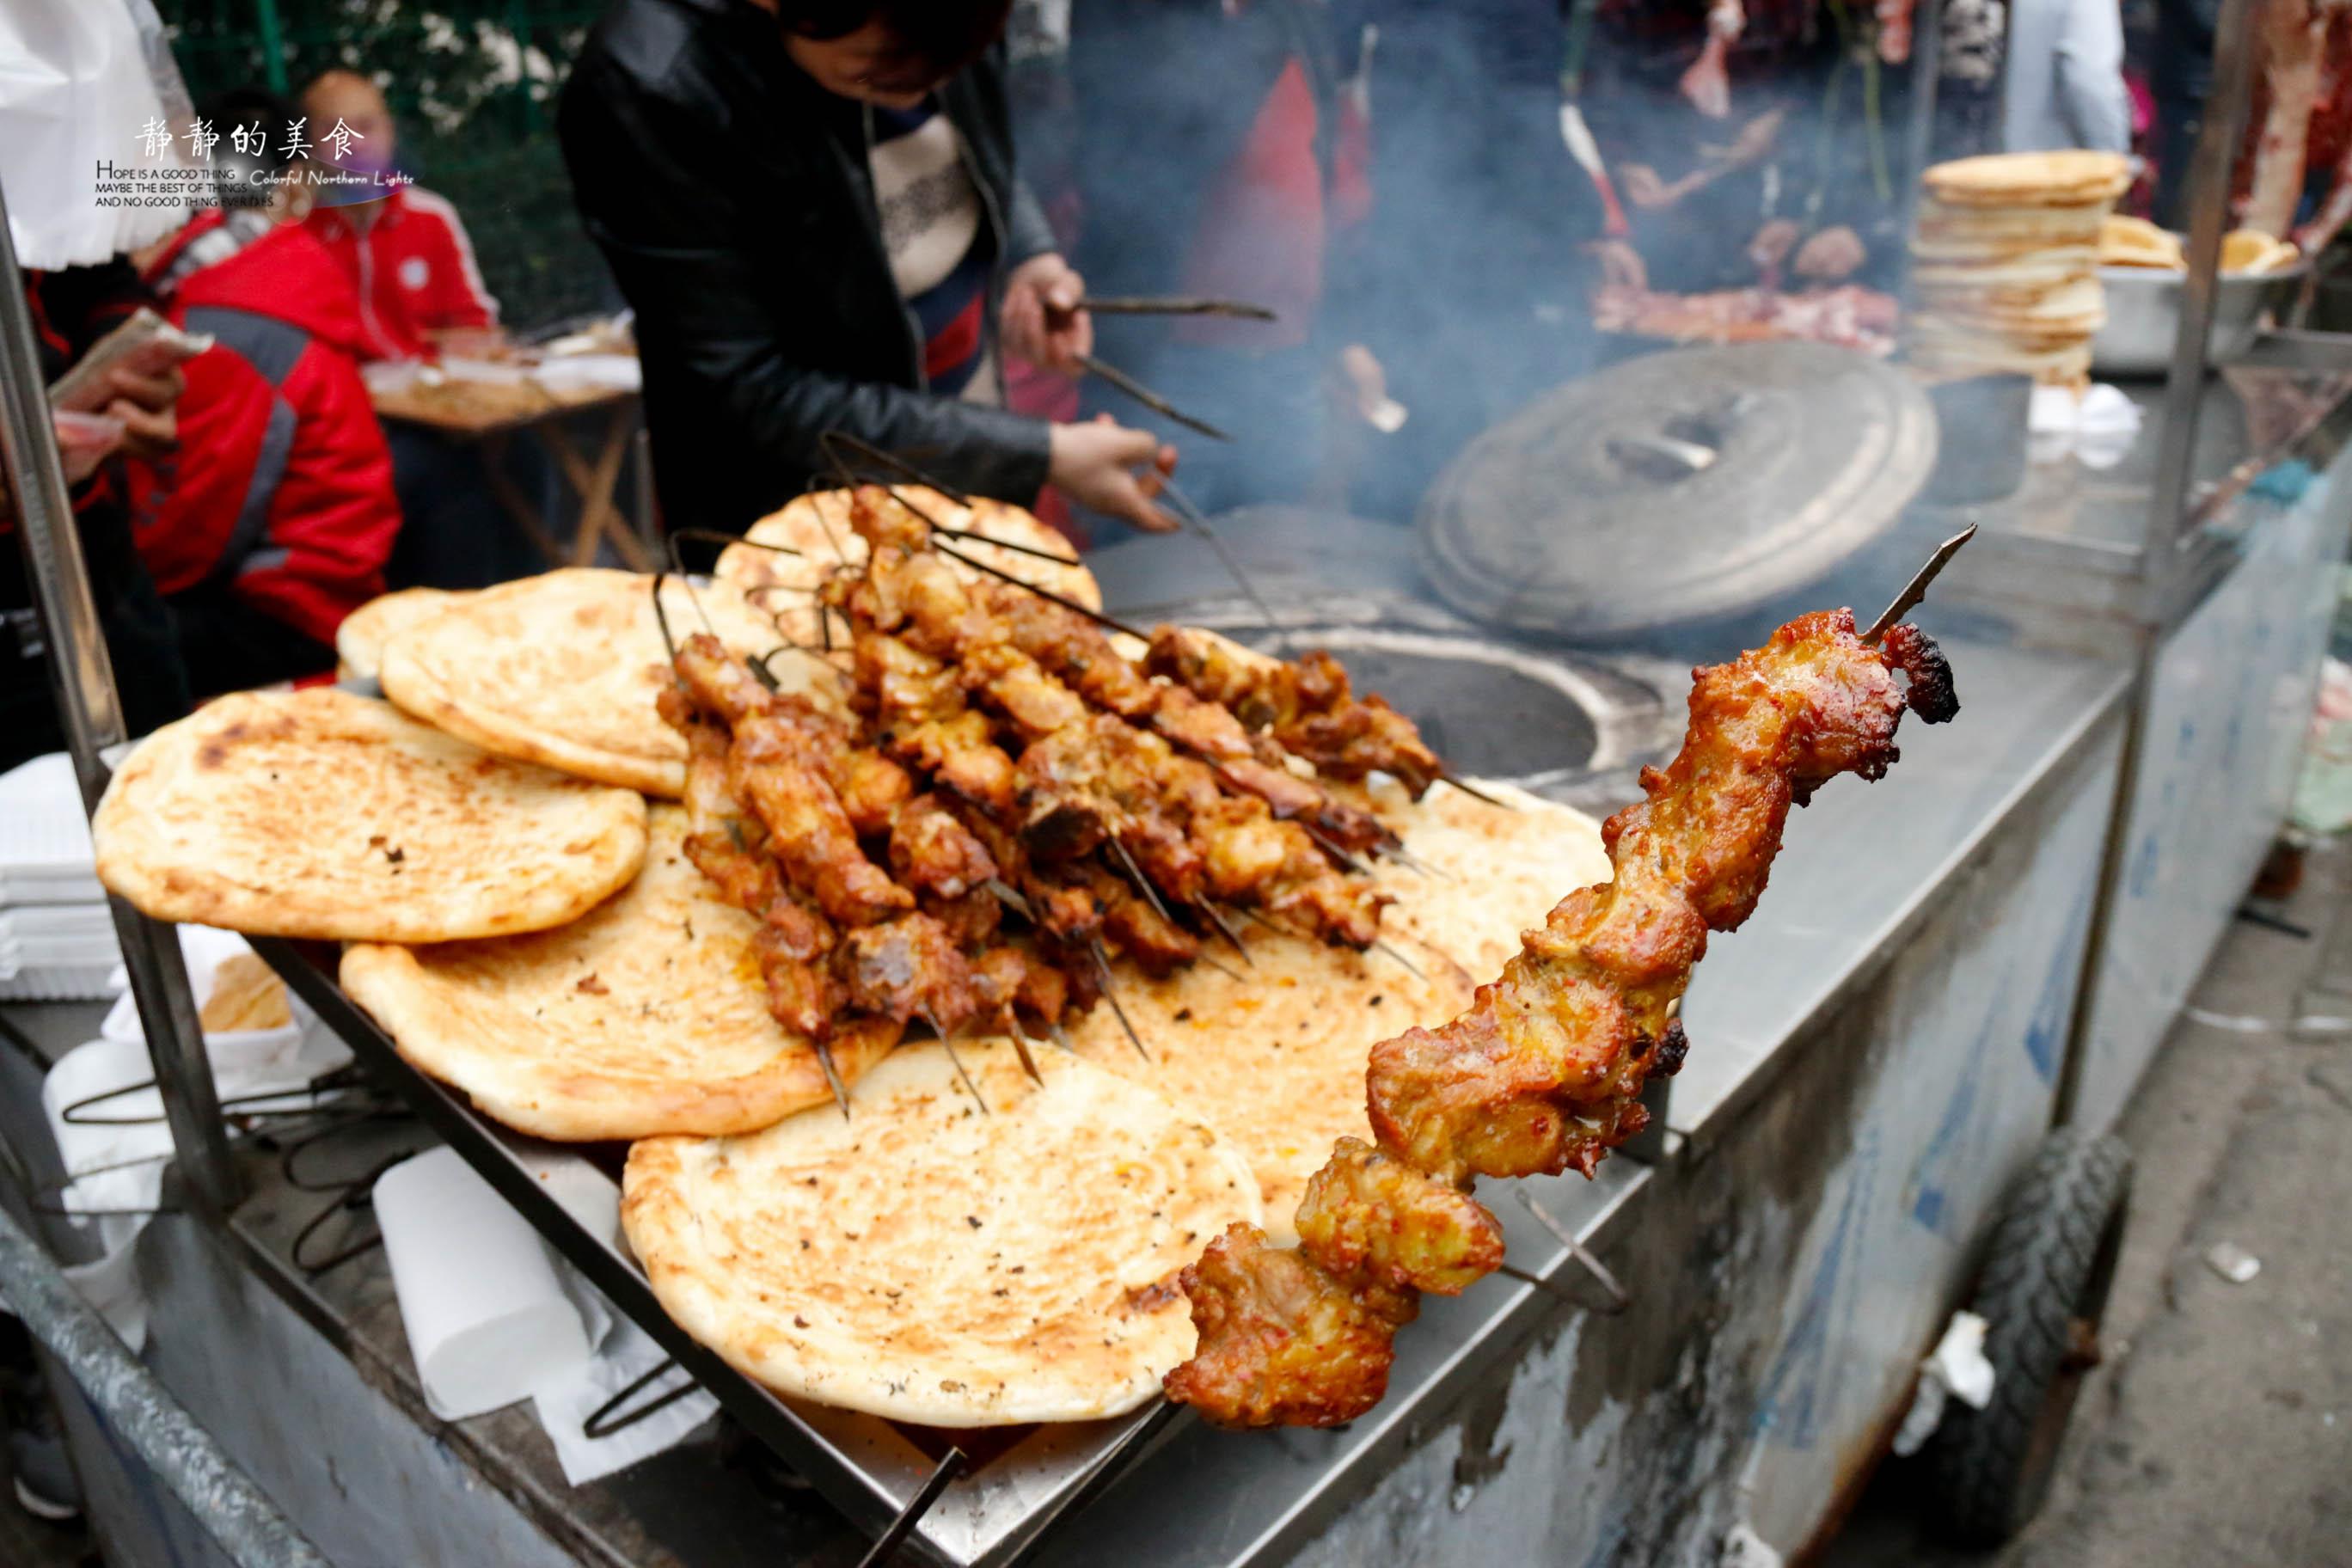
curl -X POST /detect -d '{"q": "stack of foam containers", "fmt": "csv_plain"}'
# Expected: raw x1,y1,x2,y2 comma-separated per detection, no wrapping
0,753,122,1001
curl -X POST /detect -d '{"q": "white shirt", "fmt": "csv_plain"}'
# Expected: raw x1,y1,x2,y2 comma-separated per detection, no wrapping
2003,0,2134,155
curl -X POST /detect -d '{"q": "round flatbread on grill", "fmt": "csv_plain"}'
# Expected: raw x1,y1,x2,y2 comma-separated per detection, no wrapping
380,568,830,797
626,1041,1261,1424
1069,781,1608,1240
93,689,646,942
714,487,1099,650
334,587,462,681
343,806,896,1141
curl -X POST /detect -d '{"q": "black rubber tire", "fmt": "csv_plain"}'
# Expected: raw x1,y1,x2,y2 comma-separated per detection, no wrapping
1919,1128,2134,1548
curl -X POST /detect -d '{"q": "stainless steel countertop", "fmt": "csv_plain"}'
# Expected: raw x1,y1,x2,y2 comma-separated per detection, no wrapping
1670,628,2131,1148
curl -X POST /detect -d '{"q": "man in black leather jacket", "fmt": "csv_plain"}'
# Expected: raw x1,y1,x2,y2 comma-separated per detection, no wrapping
560,0,1176,536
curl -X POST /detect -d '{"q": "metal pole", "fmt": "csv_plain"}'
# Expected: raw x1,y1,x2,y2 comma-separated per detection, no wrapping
2055,3,2263,1124
0,177,241,1216
0,1202,333,1568
2141,0,2263,566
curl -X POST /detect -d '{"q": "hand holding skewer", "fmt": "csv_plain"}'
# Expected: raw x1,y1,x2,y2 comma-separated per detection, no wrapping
1048,413,1180,533
1001,253,1093,377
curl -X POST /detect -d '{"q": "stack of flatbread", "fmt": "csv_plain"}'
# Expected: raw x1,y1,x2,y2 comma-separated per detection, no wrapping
1908,150,2134,388
89,492,1624,1427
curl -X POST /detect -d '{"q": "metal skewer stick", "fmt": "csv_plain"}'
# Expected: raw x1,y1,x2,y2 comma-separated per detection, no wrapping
813,1038,854,1121
1372,940,1427,982
1512,1189,1631,1314
1198,901,1256,966
1234,903,1283,936
1381,842,1448,881
1862,524,1978,644
1074,352,1234,442
930,538,1152,640
665,526,804,569
1495,1261,1596,1308
1078,296,1278,321
854,1446,969,1568
984,877,1035,920
1158,479,1286,646
1107,836,1180,931
1302,822,1370,874
918,1008,991,1115
1438,774,1516,811
1004,1026,1047,1089
820,429,976,507
1089,939,1151,1061
927,522,1085,567
824,455,1087,573
1194,951,1246,983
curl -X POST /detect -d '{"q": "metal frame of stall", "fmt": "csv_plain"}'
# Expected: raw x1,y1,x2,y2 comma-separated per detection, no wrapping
2054,0,2352,1130
1,3,2337,1560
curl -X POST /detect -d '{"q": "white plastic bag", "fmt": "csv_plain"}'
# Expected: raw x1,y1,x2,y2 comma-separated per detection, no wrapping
0,0,199,268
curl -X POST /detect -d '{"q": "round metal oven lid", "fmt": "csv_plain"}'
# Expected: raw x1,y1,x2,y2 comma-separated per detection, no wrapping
1416,342,1939,640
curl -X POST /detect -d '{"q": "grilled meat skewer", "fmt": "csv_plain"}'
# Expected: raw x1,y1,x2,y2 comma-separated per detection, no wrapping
1165,609,1959,1429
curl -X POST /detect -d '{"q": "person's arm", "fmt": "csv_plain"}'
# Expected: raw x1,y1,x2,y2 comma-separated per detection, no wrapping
1005,179,1059,272
236,349,400,646
2056,0,2134,155
560,64,1054,505
407,191,501,332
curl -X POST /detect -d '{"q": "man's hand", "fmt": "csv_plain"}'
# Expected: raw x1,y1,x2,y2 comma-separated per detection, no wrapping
1748,218,1801,279
1620,162,1709,211
1792,225,1866,281
104,364,181,461
1004,254,1092,377
1049,413,1177,532
1583,239,1650,291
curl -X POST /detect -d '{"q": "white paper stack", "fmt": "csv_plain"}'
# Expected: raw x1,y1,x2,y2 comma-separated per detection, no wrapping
0,753,119,1001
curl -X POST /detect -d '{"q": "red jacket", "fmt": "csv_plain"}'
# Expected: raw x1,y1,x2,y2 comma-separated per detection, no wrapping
129,212,398,645
303,186,500,362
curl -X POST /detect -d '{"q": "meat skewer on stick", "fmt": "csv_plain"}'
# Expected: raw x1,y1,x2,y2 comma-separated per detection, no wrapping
1143,625,1470,803
830,481,1397,860
1165,581,1962,1428
837,488,1393,947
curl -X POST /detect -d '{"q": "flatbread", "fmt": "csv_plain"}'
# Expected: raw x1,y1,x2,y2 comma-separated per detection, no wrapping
342,807,897,1141
1922,150,2131,207
2099,215,2185,271
379,569,833,797
1069,781,1608,1240
714,486,1099,652
2221,229,2298,275
93,689,646,941
623,1042,1261,1424
334,587,462,682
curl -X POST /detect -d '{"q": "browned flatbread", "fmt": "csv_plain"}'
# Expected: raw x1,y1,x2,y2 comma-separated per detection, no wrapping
379,569,831,797
1922,150,2132,207
1069,780,1610,1240
93,689,646,942
342,806,897,1141
623,1042,1261,1424
334,587,462,681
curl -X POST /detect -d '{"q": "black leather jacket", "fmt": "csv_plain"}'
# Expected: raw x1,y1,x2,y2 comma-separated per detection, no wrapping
559,0,1060,534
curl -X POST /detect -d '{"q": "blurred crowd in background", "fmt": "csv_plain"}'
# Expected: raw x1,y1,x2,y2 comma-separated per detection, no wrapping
4,0,2345,775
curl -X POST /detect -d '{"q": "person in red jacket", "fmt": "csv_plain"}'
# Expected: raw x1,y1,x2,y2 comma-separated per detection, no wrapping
126,94,400,695
298,69,502,363
291,70,543,590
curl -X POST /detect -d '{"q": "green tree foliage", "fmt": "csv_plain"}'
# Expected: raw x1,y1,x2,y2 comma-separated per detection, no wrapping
166,1,610,329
